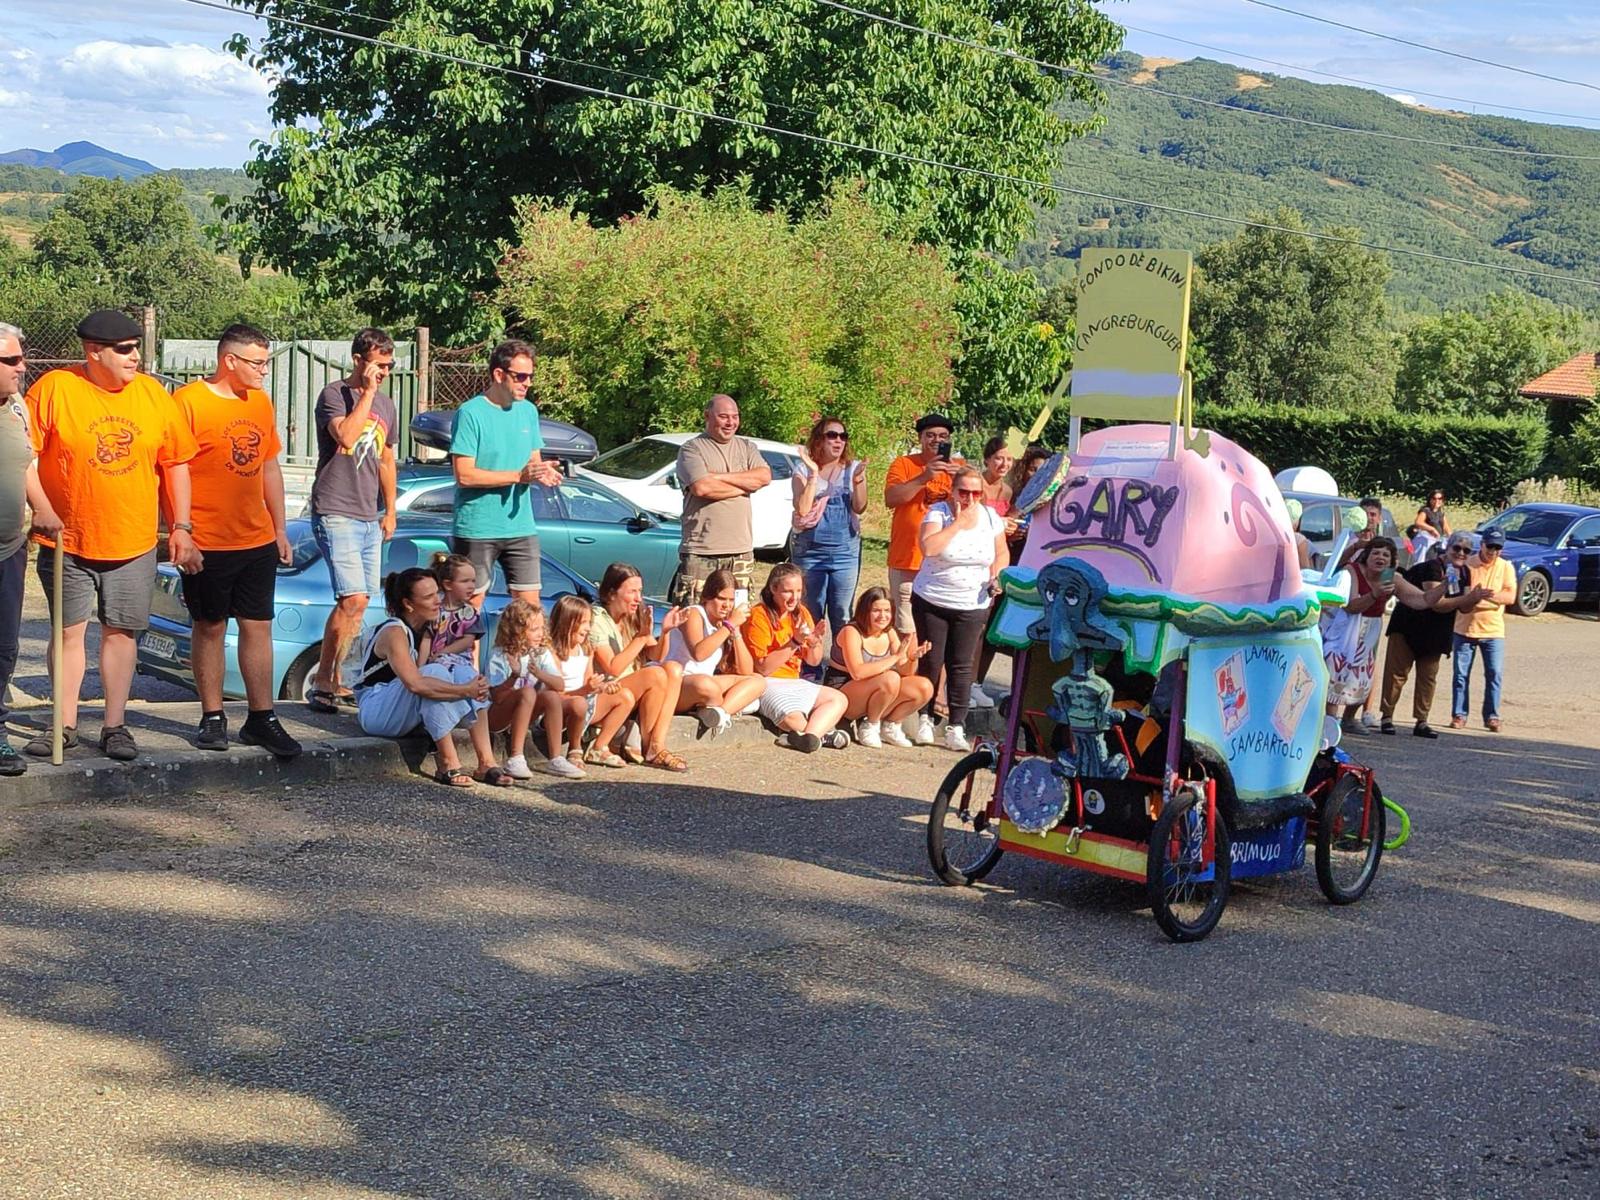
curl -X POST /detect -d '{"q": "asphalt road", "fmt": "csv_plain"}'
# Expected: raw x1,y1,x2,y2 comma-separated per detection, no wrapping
1,610,1596,1198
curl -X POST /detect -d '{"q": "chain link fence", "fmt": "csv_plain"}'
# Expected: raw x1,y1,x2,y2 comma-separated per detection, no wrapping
428,345,489,411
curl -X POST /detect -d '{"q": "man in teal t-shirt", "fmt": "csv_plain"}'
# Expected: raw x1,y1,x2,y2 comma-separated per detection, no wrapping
450,339,561,606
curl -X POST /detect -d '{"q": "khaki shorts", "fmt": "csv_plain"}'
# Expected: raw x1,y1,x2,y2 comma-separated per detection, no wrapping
887,567,917,635
37,545,157,632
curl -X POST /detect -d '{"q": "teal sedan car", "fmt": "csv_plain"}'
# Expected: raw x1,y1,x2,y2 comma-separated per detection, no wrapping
391,465,682,598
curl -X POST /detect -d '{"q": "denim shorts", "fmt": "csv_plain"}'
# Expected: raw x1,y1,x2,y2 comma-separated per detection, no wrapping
312,514,383,599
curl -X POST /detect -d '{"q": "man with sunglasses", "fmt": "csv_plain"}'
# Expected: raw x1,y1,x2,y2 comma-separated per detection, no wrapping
307,327,399,712
884,413,963,637
1450,527,1516,732
450,338,559,611
0,323,45,773
23,309,201,761
170,324,301,759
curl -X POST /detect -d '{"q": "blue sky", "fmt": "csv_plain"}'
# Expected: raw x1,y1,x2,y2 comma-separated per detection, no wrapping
3,0,1598,169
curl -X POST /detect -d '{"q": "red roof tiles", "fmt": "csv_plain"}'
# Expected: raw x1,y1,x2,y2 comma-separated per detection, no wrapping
1519,351,1600,402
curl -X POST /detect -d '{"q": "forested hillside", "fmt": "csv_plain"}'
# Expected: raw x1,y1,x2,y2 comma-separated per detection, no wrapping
1021,53,1600,310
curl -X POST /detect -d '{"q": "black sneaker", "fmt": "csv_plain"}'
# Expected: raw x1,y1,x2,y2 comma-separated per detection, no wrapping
26,725,77,757
239,713,303,760
820,729,849,750
99,725,138,762
777,731,821,754
195,713,229,751
0,740,25,776
1379,719,1396,735
1413,722,1439,739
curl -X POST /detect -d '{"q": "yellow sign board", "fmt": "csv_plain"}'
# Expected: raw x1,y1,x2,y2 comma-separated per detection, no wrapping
1070,248,1193,426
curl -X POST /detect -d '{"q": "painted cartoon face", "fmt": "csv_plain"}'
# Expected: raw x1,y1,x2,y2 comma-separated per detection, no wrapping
1030,559,1125,663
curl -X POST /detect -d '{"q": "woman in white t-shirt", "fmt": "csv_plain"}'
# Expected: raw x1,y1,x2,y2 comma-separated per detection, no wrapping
911,465,1009,752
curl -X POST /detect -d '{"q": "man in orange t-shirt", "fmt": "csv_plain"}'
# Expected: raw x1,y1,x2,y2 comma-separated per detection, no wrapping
883,412,962,634
171,324,300,760
24,309,201,761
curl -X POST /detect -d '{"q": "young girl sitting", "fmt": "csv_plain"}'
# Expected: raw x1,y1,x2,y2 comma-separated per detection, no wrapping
532,594,627,778
657,569,767,738
824,586,934,748
742,562,849,753
484,599,546,780
425,552,485,670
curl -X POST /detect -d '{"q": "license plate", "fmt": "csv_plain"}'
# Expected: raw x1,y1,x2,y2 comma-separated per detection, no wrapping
140,631,178,659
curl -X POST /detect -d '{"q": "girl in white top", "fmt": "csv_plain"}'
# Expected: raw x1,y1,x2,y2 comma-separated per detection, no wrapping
656,568,767,739
525,595,625,779
912,464,1010,752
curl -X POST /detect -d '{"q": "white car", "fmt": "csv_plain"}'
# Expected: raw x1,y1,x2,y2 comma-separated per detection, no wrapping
575,432,803,554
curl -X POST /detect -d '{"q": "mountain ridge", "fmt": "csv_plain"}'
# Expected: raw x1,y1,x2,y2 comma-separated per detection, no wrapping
0,141,158,179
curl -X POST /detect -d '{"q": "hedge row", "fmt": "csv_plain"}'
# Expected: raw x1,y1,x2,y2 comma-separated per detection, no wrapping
1193,403,1548,505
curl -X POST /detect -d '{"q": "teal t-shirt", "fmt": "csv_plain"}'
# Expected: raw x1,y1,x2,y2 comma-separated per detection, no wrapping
450,394,545,539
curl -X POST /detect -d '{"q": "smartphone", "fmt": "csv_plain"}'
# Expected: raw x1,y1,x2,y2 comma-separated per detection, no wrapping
935,440,952,461
733,587,749,608
1379,567,1395,586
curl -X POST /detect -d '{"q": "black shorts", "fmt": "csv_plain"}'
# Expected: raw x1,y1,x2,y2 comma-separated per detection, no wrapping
453,534,541,596
181,542,279,622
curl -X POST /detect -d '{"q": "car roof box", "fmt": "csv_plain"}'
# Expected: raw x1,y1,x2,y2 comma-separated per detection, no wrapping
410,410,597,464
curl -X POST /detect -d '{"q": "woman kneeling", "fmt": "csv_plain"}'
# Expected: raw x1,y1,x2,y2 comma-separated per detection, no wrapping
658,569,767,738
825,586,934,748
743,563,848,753
355,567,507,787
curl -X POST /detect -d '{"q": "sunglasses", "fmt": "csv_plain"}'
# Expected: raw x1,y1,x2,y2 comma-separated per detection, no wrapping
955,488,983,498
823,430,848,441
1449,546,1469,555
106,341,140,356
0,354,23,367
503,369,533,383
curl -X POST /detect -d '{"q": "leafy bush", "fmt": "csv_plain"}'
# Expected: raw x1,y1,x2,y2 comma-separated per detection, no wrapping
1196,402,1548,505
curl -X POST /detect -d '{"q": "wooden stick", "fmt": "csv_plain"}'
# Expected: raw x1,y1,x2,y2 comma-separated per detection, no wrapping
50,542,63,765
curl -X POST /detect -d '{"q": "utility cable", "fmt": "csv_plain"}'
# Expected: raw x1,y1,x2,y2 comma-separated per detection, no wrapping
173,0,1600,293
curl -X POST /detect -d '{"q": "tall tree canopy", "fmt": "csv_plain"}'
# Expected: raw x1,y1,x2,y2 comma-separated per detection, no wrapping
225,0,1122,336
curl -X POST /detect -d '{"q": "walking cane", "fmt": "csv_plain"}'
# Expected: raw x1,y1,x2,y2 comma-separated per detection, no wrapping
50,538,63,765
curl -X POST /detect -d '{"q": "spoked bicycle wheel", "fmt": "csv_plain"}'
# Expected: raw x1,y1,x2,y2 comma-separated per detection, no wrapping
1315,773,1385,904
1146,788,1232,943
927,746,1004,886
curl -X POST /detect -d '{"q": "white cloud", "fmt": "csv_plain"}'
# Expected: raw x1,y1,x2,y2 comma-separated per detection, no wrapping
1387,93,1420,107
57,40,268,104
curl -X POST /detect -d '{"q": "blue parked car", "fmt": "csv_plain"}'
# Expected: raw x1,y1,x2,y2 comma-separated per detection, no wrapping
134,514,603,702
1475,503,1600,616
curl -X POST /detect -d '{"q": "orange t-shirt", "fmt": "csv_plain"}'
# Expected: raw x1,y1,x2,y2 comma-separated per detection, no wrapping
885,452,956,571
173,381,284,550
26,367,198,560
742,602,816,680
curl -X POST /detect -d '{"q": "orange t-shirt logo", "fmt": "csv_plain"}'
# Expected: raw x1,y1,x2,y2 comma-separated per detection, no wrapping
223,419,266,476
89,415,139,473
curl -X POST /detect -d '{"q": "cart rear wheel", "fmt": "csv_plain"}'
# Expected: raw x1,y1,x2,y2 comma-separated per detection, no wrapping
1315,774,1384,904
927,747,1004,886
1146,788,1232,943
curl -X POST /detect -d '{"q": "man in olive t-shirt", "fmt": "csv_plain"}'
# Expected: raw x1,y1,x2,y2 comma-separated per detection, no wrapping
670,393,770,605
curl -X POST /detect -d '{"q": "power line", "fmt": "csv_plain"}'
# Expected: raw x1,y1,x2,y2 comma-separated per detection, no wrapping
1120,23,1600,126
803,0,1600,162
1238,0,1600,96
173,0,1600,294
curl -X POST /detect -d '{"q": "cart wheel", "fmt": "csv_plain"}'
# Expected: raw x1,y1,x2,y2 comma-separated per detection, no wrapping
927,747,1004,886
1314,774,1385,905
1146,788,1232,943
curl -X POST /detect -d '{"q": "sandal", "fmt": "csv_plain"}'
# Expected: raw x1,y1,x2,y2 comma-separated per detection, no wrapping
474,765,515,788
306,689,340,714
616,743,647,766
434,766,473,788
644,748,688,773
584,746,628,769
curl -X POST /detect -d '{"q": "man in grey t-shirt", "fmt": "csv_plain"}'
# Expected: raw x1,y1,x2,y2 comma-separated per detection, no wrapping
670,393,770,606
307,327,399,711
0,322,40,774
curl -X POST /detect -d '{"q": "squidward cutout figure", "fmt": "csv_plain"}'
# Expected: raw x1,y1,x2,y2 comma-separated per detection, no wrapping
1027,560,1129,782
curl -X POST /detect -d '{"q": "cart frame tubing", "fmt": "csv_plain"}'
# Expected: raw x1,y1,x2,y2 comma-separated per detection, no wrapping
993,651,1219,885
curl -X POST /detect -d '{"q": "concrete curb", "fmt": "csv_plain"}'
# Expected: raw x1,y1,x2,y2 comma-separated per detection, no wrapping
4,706,1004,806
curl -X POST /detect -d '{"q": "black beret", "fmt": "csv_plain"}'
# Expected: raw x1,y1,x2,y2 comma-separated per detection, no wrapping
76,309,143,344
915,412,953,434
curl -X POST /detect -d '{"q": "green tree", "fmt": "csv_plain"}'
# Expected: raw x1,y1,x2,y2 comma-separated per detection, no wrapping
1191,207,1397,410
224,0,1121,337
1395,291,1591,415
950,258,1067,438
495,183,960,454
32,175,240,335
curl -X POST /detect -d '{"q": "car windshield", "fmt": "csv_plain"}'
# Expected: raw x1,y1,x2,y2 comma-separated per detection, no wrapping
1482,508,1570,547
587,438,678,480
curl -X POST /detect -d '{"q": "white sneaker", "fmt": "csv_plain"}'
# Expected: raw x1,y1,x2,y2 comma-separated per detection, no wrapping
855,719,882,749
944,724,972,753
880,719,913,748
503,754,535,780
913,714,936,746
542,755,585,778
1361,712,1380,731
697,705,732,741
968,683,995,710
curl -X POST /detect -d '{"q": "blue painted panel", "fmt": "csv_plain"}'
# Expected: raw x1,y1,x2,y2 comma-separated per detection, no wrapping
1229,817,1306,879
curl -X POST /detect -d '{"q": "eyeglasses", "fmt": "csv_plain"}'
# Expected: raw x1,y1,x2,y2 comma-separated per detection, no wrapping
823,430,848,441
231,354,270,370
0,354,23,367
503,369,533,383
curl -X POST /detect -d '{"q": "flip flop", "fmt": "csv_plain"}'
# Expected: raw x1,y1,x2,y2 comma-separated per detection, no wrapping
306,689,341,714
474,766,515,788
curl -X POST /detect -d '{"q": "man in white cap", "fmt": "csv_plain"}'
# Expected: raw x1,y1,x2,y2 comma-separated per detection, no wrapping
24,308,201,761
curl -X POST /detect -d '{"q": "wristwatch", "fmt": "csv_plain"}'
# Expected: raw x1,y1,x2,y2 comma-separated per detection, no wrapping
172,522,194,534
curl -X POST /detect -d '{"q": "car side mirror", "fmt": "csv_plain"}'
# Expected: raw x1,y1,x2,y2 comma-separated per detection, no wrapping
665,473,680,490
626,513,653,532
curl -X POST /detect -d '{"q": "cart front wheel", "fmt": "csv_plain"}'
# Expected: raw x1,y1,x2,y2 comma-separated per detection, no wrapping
927,747,1004,886
1314,774,1385,904
1146,788,1232,943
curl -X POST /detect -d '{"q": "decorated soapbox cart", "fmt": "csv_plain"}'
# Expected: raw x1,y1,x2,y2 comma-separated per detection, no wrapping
923,250,1392,942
